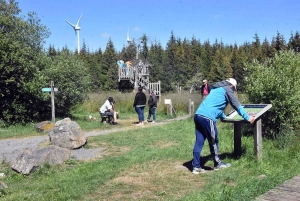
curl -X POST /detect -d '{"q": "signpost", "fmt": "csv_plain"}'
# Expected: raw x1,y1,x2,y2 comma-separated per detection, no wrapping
164,99,176,118
42,81,58,123
222,104,272,159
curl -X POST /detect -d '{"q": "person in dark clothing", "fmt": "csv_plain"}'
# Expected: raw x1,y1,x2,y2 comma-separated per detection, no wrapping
133,86,147,126
192,78,255,174
147,90,157,123
200,79,211,101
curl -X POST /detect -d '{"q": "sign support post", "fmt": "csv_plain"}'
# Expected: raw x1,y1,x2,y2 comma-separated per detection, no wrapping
50,81,55,123
234,122,242,156
42,81,58,123
254,119,262,160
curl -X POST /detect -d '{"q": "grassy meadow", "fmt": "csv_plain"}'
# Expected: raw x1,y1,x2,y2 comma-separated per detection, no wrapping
0,91,202,139
0,91,299,200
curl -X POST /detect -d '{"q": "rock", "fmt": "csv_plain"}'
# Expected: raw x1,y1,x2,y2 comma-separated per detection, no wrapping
11,145,70,175
49,118,87,149
34,121,54,133
0,181,8,188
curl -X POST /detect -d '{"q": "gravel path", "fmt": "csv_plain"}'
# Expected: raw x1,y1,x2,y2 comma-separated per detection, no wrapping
0,115,191,164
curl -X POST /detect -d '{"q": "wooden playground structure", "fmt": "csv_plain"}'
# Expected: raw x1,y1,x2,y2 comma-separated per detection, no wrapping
117,59,161,99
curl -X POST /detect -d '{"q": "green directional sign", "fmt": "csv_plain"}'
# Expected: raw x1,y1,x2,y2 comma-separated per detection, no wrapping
42,88,51,92
42,88,58,92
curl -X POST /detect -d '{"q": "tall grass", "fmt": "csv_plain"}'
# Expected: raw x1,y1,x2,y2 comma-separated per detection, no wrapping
0,91,202,139
70,91,202,129
0,91,248,139
72,91,202,116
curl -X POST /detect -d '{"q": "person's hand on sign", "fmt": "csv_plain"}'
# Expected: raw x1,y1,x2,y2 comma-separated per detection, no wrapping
248,116,255,124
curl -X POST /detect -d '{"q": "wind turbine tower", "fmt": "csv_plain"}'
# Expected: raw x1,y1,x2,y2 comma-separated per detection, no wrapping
127,27,132,45
65,14,83,54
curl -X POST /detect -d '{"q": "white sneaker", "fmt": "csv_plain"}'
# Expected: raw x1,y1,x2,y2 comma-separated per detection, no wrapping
214,162,231,170
151,121,156,124
192,167,207,174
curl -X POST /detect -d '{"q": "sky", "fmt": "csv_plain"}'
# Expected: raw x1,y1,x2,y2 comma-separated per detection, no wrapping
18,0,300,52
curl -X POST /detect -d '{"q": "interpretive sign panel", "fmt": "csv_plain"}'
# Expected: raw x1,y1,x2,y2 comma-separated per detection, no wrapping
164,99,171,104
224,104,272,122
222,104,272,158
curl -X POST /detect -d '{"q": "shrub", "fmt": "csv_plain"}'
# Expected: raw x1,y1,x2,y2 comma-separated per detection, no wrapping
245,50,300,138
275,125,297,149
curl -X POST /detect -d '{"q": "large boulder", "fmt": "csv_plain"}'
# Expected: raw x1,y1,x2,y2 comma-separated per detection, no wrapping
34,121,54,133
11,145,70,175
49,118,87,149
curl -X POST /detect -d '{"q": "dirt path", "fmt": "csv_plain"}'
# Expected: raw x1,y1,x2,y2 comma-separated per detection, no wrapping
0,115,191,164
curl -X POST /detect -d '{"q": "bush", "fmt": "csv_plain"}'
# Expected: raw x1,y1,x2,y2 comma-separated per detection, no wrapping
245,50,300,138
275,125,297,149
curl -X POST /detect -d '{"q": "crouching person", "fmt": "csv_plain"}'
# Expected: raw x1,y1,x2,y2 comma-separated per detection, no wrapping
99,97,119,125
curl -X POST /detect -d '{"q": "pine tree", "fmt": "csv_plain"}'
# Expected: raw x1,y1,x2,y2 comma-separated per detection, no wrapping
100,38,118,91
140,34,149,61
190,36,203,77
251,33,262,61
231,44,247,92
162,31,177,92
261,37,272,59
201,40,213,79
148,41,164,83
47,44,58,58
288,31,300,52
89,48,103,92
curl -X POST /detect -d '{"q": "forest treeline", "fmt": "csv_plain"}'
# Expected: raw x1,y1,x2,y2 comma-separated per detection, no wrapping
76,30,300,93
1,0,300,125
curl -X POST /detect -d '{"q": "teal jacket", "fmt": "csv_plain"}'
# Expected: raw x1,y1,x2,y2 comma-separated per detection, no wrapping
195,80,250,122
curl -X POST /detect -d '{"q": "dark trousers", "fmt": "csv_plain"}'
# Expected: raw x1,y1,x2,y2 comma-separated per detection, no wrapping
192,114,221,168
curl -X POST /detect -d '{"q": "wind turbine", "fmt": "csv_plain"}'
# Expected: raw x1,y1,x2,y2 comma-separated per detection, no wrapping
65,14,82,54
127,26,132,45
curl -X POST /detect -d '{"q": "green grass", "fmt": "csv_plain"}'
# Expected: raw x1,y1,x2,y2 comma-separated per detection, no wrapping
0,124,42,140
0,119,299,200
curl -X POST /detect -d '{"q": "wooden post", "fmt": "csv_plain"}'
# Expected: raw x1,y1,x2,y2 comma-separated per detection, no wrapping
234,123,242,156
50,81,55,123
254,119,262,160
169,103,173,118
188,99,192,116
191,101,194,115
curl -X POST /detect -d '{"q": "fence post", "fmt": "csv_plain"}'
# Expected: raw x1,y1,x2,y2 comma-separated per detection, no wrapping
188,99,191,116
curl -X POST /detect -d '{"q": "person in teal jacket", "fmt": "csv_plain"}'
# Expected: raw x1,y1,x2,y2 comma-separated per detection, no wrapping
192,78,255,174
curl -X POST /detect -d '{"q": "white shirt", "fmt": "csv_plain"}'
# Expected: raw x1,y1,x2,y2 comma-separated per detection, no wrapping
100,100,112,113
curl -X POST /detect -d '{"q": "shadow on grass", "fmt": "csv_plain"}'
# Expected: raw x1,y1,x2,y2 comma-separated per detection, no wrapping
183,151,245,172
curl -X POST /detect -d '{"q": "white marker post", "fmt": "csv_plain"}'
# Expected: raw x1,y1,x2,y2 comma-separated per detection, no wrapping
42,81,58,123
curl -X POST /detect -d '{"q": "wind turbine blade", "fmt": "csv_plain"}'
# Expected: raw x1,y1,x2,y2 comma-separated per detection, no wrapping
65,19,76,28
76,13,83,26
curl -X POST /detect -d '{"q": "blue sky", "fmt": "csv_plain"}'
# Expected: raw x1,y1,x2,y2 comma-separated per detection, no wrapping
18,0,300,52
